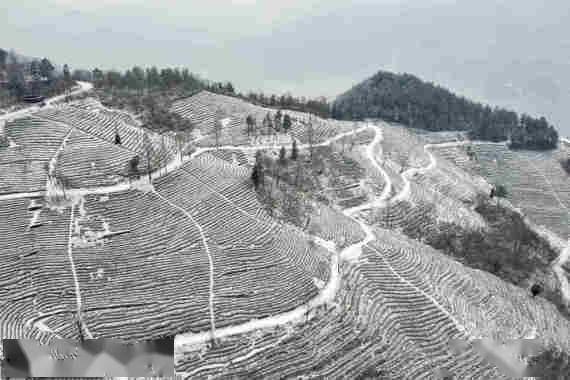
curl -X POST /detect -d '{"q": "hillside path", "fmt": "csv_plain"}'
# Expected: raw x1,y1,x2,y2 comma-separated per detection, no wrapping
153,191,217,340
176,122,483,352
0,81,93,123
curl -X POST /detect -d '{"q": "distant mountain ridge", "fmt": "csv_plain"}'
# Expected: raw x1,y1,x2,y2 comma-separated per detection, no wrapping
333,70,559,150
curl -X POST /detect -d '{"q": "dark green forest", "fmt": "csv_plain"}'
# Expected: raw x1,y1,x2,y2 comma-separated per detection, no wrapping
332,70,559,150
0,48,75,106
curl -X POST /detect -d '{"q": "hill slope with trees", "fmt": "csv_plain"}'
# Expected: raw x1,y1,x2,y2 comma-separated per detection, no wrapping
0,48,77,109
332,70,559,150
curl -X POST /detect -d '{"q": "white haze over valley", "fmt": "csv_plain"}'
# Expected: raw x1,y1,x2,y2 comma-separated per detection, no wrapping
3,0,570,136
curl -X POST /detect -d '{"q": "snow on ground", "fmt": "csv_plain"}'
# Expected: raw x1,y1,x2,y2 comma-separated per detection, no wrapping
0,81,93,123
175,253,340,347
3,94,567,353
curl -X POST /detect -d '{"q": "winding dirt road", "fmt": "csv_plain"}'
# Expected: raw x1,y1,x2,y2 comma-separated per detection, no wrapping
0,81,93,123
174,122,481,352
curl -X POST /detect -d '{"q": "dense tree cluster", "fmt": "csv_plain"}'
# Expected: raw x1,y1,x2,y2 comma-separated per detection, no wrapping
0,49,72,105
243,92,330,119
141,95,196,133
510,114,559,150
525,348,570,378
416,200,568,318
91,66,202,134
206,81,235,95
244,110,293,137
91,66,204,93
332,70,559,150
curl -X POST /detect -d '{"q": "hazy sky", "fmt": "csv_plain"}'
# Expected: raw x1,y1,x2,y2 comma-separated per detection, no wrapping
3,0,570,135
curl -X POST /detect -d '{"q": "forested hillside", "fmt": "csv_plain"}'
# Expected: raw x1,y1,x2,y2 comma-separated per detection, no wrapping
332,70,559,150
0,48,77,106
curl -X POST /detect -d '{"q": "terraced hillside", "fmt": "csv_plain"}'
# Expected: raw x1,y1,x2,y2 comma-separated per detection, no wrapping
177,229,569,379
0,99,179,197
0,158,330,343
0,117,71,194
431,141,570,240
1,92,569,379
170,91,359,147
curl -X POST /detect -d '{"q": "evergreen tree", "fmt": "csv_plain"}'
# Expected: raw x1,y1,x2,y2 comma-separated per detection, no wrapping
246,114,254,136
283,114,292,131
63,64,72,101
274,110,283,132
0,48,7,70
131,66,145,93
30,60,41,97
495,184,508,198
6,52,25,99
307,116,315,162
251,164,260,189
39,58,55,80
92,68,104,87
494,184,508,208
63,64,71,85
291,139,298,160
214,108,223,148
263,112,273,135
125,155,140,184
114,130,122,145
530,283,543,297
252,150,264,190
279,146,287,166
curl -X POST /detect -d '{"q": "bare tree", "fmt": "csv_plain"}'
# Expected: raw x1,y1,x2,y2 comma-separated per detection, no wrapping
307,115,315,163
214,108,223,149
295,159,303,188
263,112,273,136
142,133,154,181
159,135,169,172
174,133,186,160
246,114,255,137
63,64,72,102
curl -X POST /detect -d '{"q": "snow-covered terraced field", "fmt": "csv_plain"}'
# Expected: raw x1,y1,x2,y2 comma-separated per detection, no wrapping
432,143,570,239
288,117,359,145
176,227,570,379
37,103,177,164
171,91,361,147
0,102,179,193
2,91,569,379
381,123,432,169
0,117,71,193
0,197,83,342
54,128,137,188
415,154,489,204
307,204,366,248
37,106,147,152
154,155,331,327
171,91,274,146
46,155,328,340
207,149,250,167
70,189,213,340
